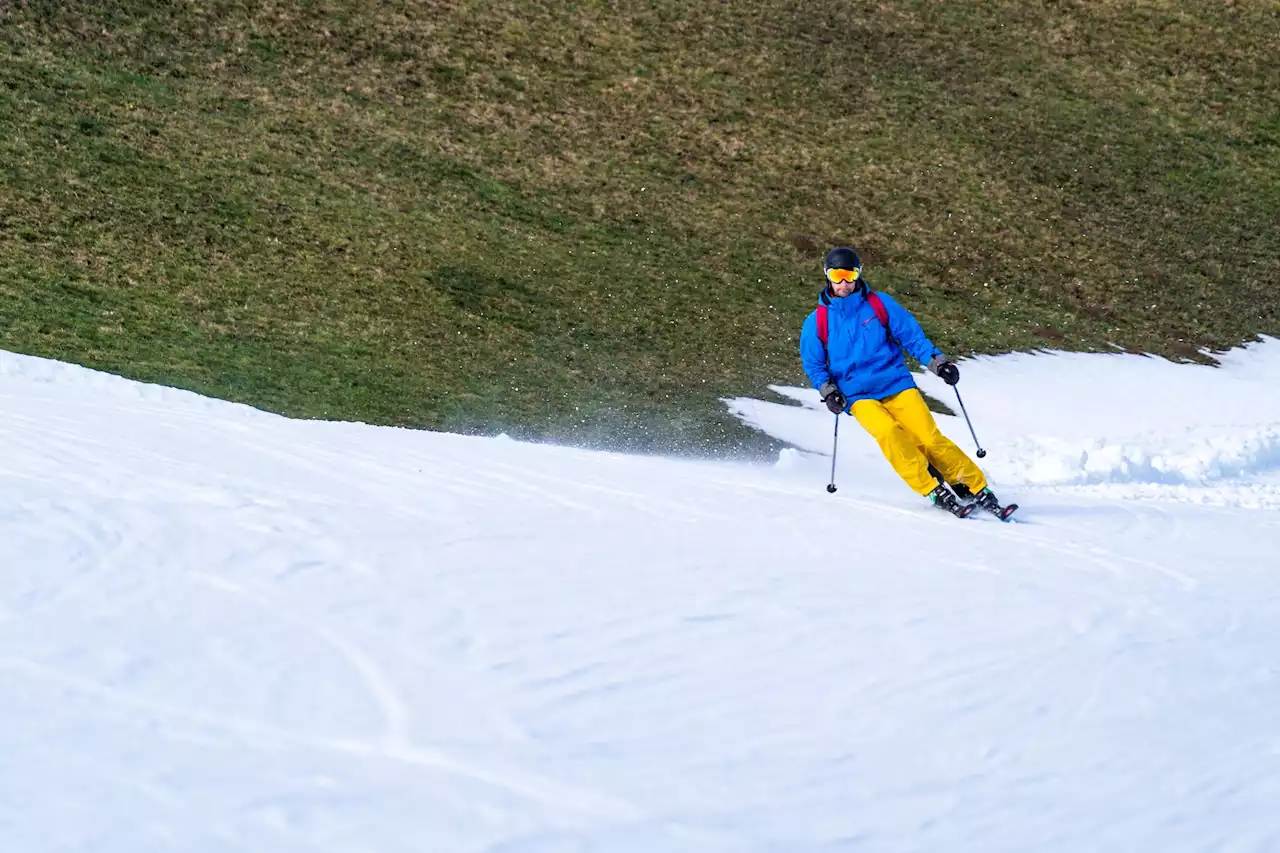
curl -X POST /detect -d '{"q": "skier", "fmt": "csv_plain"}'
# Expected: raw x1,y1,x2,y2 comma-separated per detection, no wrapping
799,246,1007,518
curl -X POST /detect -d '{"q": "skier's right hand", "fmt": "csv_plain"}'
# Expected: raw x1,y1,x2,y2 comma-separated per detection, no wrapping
820,382,847,414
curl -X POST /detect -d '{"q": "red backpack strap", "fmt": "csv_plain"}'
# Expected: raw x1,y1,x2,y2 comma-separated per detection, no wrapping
817,292,892,356
867,291,890,329
868,290,903,352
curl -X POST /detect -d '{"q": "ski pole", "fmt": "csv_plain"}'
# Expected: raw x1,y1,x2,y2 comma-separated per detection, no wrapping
827,413,840,493
952,386,987,458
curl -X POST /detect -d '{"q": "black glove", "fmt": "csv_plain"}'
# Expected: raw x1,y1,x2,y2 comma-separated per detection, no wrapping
819,382,847,414
937,362,960,386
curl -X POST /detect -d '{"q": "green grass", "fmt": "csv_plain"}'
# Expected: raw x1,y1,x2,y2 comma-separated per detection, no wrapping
1,0,1277,454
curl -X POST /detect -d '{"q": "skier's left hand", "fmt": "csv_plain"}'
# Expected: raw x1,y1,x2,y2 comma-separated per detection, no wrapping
937,362,960,385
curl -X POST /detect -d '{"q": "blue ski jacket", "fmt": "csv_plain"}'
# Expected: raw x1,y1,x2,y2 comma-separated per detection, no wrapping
799,285,945,403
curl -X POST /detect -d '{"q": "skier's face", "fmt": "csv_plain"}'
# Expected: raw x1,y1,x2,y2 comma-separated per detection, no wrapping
828,276,860,298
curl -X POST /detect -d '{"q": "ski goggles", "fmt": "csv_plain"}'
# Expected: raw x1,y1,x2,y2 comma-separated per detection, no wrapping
825,267,861,284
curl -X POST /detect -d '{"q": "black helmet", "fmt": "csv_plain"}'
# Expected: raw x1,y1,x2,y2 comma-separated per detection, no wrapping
823,246,862,272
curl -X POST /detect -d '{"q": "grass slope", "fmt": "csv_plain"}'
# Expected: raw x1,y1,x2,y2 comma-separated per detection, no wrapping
2,0,1277,452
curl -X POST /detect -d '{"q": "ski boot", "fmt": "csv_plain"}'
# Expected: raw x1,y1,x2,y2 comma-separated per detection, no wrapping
928,484,974,519
973,487,1018,522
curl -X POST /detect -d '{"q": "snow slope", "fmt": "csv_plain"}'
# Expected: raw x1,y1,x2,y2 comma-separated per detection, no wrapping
2,339,1279,853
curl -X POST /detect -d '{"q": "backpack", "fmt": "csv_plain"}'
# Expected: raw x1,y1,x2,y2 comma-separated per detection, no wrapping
816,290,893,350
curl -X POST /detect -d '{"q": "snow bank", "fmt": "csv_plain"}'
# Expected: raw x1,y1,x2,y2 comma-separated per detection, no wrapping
728,336,1280,503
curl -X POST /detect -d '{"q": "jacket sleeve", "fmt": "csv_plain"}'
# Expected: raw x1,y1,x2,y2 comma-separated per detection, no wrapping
880,292,944,366
798,311,831,390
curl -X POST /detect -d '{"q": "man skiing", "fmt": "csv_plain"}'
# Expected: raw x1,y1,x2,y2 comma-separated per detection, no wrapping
799,246,1006,518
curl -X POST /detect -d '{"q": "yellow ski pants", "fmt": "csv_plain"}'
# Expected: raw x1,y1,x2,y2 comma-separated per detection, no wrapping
851,388,988,496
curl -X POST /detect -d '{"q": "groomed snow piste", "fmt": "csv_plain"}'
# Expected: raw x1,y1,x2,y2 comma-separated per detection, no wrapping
2,338,1278,852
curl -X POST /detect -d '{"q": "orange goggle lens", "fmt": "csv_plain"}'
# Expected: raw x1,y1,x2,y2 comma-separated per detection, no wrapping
826,267,861,283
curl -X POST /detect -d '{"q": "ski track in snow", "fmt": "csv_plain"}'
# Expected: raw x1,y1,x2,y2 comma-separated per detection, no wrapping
2,343,1280,852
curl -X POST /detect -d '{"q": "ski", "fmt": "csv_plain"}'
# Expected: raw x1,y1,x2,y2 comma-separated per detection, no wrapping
952,484,1018,522
975,500,1019,522
929,486,976,519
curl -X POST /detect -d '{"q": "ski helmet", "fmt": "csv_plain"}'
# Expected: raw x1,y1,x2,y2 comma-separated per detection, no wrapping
823,246,862,273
